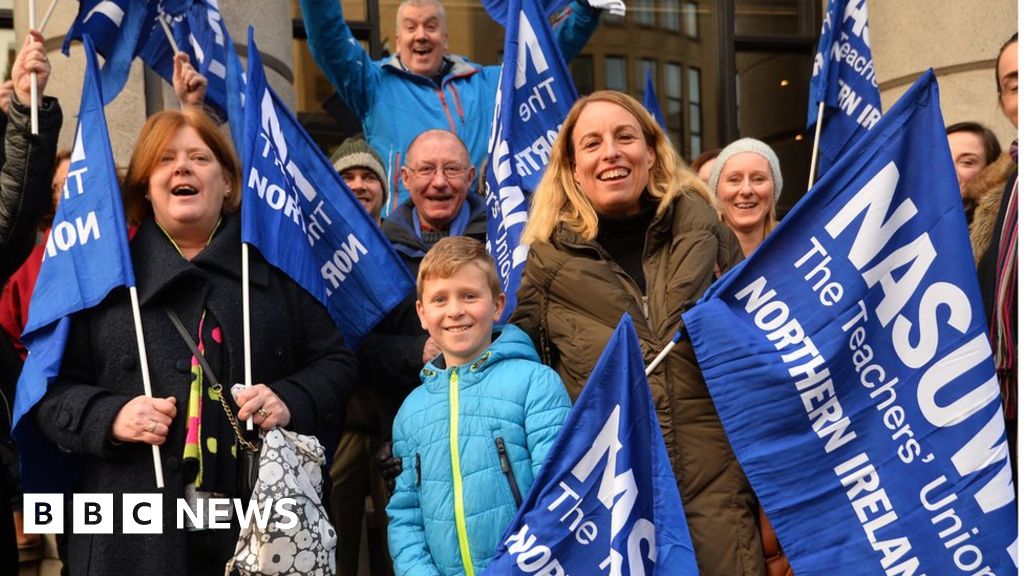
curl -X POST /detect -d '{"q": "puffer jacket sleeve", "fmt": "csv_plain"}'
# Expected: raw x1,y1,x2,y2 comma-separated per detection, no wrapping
298,0,380,119
387,411,443,576
267,280,356,439
0,95,61,281
523,365,571,476
553,0,603,63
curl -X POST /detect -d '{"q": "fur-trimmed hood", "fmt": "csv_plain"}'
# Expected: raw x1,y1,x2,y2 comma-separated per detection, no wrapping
968,152,1017,265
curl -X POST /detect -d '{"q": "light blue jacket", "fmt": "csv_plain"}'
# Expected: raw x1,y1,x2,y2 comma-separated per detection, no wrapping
298,0,602,212
387,325,571,576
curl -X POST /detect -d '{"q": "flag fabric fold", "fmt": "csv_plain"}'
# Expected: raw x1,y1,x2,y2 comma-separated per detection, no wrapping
62,0,149,103
485,0,577,322
13,35,136,491
807,0,882,178
483,313,698,575
686,71,1017,574
240,29,413,349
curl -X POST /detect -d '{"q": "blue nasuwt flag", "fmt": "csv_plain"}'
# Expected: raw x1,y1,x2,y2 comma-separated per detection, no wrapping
13,36,136,491
62,0,149,103
643,69,667,131
807,0,882,178
483,314,699,576
485,0,577,322
241,29,413,348
137,0,235,116
684,71,1017,574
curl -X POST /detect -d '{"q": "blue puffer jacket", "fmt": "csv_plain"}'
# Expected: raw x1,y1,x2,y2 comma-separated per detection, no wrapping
387,325,571,576
299,0,602,213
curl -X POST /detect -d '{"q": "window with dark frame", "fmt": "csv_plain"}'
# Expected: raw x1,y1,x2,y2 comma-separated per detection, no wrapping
687,66,703,160
664,62,683,153
683,1,698,38
572,55,595,95
662,0,681,33
635,0,656,26
605,55,628,91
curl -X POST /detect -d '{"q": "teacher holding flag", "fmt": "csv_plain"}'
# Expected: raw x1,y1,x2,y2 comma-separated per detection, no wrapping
512,91,781,575
35,106,356,575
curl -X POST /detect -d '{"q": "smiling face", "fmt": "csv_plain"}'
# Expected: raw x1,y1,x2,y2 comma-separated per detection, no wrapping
342,167,385,222
416,262,505,367
396,1,448,77
147,126,230,243
402,131,474,231
715,152,775,237
947,131,989,192
998,40,1018,128
571,101,655,217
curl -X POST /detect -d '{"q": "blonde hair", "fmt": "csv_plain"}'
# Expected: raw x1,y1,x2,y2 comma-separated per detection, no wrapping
417,236,502,300
123,108,241,226
521,91,710,244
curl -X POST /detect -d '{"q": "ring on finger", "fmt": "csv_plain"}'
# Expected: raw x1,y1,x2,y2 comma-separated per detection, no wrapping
257,408,270,418
146,420,157,433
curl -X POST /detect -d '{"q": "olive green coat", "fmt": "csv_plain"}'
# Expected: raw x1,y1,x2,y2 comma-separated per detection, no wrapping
512,189,764,575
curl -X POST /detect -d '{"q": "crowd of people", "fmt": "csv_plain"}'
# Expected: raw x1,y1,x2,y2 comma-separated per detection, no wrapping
0,3,1016,576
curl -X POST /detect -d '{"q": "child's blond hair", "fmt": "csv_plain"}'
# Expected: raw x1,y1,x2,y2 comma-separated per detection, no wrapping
416,237,503,300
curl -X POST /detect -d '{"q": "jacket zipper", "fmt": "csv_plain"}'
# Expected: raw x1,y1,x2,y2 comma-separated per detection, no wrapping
561,239,656,336
449,369,476,576
495,437,523,508
415,453,421,487
436,89,458,133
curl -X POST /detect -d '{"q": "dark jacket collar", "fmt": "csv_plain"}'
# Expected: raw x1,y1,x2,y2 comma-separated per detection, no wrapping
382,192,488,258
132,214,269,306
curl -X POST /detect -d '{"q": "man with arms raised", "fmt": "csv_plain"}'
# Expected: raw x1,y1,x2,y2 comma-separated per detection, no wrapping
298,0,622,211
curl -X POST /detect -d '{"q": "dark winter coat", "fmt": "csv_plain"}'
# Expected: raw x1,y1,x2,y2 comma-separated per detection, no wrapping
0,95,61,574
35,214,356,576
512,189,766,576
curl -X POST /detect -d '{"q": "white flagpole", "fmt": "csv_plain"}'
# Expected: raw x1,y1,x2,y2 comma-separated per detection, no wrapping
645,340,676,377
806,101,825,191
128,286,166,489
158,13,180,54
242,244,254,431
28,0,38,135
38,0,60,35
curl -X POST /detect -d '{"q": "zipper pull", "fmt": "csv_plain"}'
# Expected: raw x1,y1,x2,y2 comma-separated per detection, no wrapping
642,295,650,320
415,453,422,487
496,437,511,473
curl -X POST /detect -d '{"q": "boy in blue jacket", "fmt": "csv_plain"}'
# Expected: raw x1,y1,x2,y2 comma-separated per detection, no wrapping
387,237,571,576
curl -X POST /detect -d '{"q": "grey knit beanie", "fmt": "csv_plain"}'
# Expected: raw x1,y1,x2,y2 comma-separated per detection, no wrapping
707,137,783,202
331,138,389,206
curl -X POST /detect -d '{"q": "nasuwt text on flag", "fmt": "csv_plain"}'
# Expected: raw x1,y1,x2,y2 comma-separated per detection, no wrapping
240,28,413,349
685,70,1016,575
483,313,698,575
485,0,577,322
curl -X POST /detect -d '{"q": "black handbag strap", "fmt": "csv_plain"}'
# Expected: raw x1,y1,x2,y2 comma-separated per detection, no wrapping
164,307,222,389
163,307,258,451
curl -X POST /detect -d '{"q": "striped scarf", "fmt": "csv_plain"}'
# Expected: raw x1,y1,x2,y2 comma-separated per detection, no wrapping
991,142,1017,419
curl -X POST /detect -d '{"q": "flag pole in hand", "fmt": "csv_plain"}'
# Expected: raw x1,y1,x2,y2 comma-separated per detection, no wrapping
38,0,60,35
28,0,38,135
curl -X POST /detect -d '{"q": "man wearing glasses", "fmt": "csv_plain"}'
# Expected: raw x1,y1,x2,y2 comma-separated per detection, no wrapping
356,130,485,531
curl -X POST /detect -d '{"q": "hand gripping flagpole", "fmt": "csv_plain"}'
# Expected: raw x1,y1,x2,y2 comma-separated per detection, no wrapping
28,0,38,135
129,287,166,489
807,101,825,191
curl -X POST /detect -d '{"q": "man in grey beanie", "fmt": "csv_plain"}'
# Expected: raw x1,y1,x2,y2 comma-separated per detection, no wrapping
331,137,390,225
707,137,783,256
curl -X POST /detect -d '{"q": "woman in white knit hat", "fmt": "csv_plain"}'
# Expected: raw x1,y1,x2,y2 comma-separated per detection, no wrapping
708,137,782,257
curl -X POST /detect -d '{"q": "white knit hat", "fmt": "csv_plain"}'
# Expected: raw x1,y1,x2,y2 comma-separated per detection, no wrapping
707,137,783,202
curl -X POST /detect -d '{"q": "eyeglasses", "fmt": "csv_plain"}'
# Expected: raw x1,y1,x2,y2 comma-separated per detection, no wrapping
405,164,470,180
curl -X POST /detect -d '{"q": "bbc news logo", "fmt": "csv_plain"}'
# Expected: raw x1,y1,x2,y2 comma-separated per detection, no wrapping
23,494,298,534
